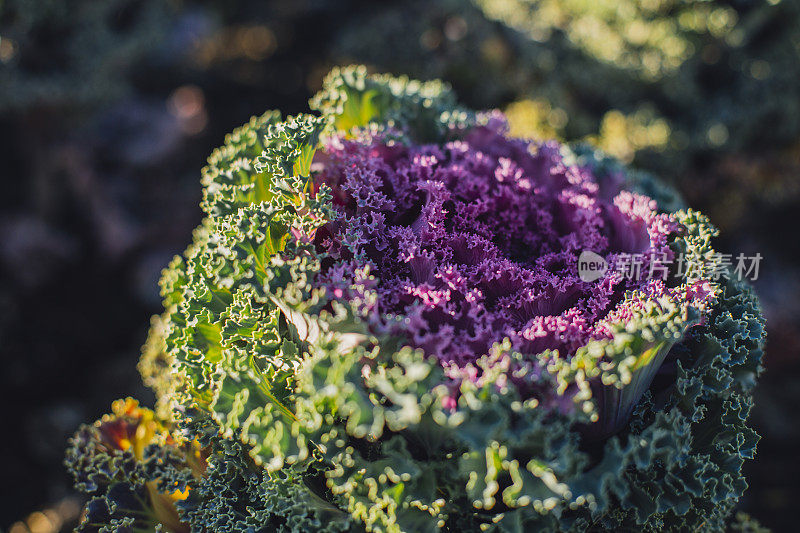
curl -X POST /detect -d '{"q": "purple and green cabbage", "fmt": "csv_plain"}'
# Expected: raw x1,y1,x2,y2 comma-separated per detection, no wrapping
67,66,765,532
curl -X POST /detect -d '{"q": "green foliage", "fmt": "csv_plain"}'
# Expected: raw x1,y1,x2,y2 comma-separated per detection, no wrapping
729,512,771,533
331,0,800,183
310,65,472,142
478,0,800,154
176,415,355,532
64,399,198,532
68,67,766,532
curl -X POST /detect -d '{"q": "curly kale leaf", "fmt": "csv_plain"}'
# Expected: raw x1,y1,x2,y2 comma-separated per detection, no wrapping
310,64,473,142
65,399,200,533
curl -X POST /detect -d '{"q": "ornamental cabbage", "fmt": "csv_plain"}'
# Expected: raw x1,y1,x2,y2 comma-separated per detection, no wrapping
67,66,765,532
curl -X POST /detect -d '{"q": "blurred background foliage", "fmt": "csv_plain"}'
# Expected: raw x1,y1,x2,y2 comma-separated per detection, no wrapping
1,0,797,531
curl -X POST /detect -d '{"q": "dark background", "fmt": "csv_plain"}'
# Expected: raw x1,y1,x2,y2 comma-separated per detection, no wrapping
1,0,798,531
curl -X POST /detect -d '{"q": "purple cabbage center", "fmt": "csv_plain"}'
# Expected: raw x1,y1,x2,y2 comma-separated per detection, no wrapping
315,121,677,367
